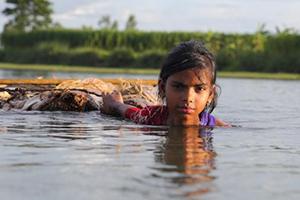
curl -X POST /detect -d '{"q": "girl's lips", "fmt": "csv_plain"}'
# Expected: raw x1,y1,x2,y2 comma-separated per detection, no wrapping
177,107,195,114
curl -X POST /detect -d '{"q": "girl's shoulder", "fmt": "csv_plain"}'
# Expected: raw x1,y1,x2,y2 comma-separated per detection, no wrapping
200,112,231,127
199,111,216,126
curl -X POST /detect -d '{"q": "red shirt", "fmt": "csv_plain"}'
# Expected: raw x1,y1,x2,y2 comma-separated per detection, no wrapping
125,106,168,125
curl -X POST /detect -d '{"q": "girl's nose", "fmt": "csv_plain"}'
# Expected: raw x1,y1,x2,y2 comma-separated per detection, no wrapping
182,88,194,103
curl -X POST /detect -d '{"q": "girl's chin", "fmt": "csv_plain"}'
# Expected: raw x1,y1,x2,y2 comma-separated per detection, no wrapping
168,117,199,126
169,123,199,127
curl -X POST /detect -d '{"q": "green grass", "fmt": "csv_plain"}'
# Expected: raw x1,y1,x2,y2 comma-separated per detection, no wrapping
0,63,299,80
0,63,159,75
218,71,300,80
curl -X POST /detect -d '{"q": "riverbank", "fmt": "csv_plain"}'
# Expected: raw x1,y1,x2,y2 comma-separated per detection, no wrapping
0,63,299,80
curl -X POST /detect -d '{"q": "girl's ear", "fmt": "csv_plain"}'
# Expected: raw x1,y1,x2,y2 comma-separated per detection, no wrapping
208,85,216,104
158,79,166,99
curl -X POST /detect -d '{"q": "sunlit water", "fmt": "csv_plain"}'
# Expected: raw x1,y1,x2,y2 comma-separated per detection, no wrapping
0,69,300,200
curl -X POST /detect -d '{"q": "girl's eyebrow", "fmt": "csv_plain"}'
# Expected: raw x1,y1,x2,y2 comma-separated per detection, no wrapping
171,81,207,86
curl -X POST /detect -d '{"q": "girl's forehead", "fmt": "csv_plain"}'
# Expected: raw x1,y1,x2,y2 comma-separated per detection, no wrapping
167,67,212,84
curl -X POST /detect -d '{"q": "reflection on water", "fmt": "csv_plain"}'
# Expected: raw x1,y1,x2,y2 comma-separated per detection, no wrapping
154,127,216,198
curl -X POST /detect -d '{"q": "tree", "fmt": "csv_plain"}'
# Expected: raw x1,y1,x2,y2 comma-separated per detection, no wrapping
125,14,137,31
98,15,118,30
255,23,269,35
2,0,53,32
51,22,63,29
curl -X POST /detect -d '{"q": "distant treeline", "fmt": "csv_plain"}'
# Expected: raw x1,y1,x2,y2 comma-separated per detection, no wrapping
0,29,299,73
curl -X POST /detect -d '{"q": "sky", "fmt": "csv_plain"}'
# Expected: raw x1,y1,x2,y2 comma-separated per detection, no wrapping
0,0,300,33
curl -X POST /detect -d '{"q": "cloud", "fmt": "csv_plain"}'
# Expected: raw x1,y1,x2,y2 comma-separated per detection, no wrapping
55,0,110,17
1,0,300,32
52,0,142,29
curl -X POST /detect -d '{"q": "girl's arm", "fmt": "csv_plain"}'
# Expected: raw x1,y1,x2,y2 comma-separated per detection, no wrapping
101,91,136,117
215,117,231,127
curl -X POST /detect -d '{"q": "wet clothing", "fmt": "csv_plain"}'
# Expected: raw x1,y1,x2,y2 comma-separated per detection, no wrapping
125,106,216,126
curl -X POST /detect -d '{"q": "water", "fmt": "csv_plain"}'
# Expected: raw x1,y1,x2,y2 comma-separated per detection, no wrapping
0,69,157,79
0,69,300,200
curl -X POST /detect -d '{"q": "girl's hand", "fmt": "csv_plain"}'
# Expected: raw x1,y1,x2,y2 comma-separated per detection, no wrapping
215,117,232,127
104,90,124,104
101,91,124,115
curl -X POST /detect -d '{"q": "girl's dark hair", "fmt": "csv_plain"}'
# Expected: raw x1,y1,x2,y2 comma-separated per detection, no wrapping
158,40,218,113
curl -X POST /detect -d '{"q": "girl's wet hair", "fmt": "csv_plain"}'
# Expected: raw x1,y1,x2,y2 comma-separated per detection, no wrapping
158,40,218,113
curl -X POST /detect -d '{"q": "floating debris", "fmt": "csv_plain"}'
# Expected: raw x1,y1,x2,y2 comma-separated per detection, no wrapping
0,78,158,112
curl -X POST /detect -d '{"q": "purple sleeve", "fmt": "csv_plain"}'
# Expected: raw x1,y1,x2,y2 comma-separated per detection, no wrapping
200,112,216,126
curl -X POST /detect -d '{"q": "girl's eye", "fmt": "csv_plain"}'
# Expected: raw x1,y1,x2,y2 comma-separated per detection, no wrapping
172,84,184,89
195,86,205,92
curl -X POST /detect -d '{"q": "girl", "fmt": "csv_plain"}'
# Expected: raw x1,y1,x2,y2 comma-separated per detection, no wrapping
102,40,228,126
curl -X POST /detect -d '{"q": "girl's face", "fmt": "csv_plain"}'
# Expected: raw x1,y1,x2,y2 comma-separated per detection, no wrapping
163,67,214,126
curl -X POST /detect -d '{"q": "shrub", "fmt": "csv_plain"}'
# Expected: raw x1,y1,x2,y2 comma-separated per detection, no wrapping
137,49,166,68
34,42,70,64
106,47,136,67
216,50,237,71
4,48,35,63
68,48,109,66
0,49,4,62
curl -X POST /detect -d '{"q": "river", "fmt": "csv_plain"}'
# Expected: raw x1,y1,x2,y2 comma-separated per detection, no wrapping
0,69,299,200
